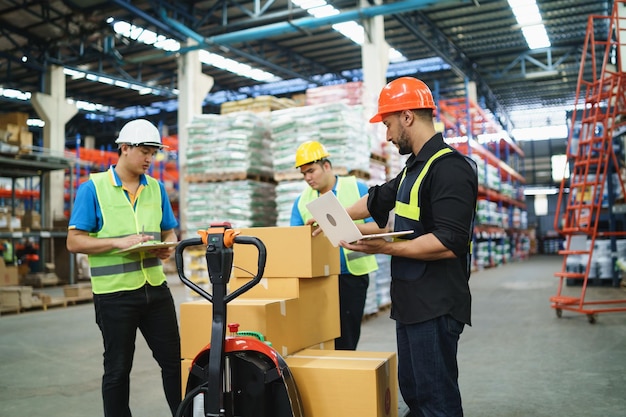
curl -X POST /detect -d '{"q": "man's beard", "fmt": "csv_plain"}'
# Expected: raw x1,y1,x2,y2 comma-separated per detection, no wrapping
396,126,412,155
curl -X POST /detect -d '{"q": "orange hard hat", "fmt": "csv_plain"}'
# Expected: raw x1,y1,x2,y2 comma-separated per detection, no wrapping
294,141,330,168
369,77,436,123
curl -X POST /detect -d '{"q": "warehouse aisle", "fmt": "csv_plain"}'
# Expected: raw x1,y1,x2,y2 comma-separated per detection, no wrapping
1,255,625,417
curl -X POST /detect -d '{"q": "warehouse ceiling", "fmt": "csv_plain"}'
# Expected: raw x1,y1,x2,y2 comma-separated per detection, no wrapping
0,0,614,143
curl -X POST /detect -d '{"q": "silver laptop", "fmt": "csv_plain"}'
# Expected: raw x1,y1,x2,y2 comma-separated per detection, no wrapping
305,191,413,247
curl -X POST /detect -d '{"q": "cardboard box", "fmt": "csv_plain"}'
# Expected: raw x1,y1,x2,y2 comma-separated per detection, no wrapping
305,339,335,350
180,298,302,359
181,359,192,398
0,112,29,128
0,258,19,286
229,275,340,350
19,128,33,151
233,226,339,278
2,123,20,143
22,210,41,230
0,286,33,310
63,283,92,298
285,349,398,417
0,257,20,287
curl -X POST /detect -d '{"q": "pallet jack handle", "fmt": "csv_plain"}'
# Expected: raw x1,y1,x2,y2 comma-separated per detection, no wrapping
175,222,267,416
175,222,267,303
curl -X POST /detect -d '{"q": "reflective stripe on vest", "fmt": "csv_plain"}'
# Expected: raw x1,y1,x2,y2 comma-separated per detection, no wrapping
395,148,453,221
297,176,378,275
88,171,166,294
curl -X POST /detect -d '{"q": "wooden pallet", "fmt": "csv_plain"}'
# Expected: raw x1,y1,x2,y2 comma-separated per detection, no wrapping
274,167,350,182
349,169,370,180
185,172,275,184
64,295,93,306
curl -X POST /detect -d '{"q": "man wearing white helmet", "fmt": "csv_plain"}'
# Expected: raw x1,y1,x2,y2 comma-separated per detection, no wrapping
67,119,181,417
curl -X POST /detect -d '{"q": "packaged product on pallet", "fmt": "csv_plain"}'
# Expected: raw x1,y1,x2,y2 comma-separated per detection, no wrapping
186,112,273,181
304,81,364,106
185,180,277,234
275,180,307,226
373,254,391,309
270,102,372,180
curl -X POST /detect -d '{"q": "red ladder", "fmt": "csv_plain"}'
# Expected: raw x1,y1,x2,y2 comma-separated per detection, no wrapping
551,1,626,322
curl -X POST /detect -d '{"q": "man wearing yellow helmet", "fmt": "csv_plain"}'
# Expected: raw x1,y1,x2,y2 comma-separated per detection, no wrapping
291,140,383,350
341,77,478,417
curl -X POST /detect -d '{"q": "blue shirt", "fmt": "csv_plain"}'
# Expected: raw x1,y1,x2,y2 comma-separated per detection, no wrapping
290,177,373,274
68,165,178,233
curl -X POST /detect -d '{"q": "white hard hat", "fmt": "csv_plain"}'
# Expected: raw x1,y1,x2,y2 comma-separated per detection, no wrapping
115,119,168,149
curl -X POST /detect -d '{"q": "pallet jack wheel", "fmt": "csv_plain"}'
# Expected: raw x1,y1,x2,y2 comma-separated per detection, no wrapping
555,308,562,318
587,313,597,324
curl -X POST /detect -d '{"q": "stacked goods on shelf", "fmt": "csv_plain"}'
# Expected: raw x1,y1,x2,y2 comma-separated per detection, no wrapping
220,95,296,114
68,144,179,219
185,180,276,232
365,157,392,316
270,102,371,179
186,113,273,181
439,96,529,269
181,246,209,302
270,102,373,232
0,112,32,154
184,113,277,236
275,180,306,226
304,81,364,106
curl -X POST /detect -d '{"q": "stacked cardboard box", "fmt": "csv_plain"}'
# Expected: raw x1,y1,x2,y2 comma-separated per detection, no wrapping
0,285,32,315
0,258,19,287
0,111,32,153
179,225,398,417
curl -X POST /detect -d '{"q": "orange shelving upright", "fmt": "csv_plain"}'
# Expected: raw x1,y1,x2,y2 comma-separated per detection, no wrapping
551,0,626,323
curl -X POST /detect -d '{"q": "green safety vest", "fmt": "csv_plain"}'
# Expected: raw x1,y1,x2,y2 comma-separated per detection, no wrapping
394,147,475,280
1,240,13,263
395,148,454,221
87,171,166,294
298,176,378,276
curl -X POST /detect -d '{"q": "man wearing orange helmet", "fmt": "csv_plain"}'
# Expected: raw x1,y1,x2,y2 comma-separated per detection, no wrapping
341,77,478,417
291,141,383,350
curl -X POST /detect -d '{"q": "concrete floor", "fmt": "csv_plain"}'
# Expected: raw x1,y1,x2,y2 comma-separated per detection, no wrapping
1,255,625,417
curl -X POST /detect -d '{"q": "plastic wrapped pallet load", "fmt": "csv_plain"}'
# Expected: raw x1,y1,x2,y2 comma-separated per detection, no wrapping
275,180,306,226
185,180,277,232
186,112,273,180
270,103,372,180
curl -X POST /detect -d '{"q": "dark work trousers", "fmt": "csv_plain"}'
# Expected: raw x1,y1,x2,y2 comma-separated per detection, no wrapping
397,315,465,417
334,273,370,350
94,282,181,417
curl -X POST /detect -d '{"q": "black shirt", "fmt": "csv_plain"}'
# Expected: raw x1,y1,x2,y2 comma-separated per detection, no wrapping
367,133,477,325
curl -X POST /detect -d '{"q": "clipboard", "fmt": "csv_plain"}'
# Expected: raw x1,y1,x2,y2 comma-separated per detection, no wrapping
305,192,413,247
116,241,179,254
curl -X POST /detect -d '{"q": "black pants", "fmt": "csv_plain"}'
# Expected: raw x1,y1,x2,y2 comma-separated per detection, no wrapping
335,273,369,350
94,282,181,417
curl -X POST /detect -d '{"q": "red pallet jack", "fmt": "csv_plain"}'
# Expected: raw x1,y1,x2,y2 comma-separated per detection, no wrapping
174,223,304,417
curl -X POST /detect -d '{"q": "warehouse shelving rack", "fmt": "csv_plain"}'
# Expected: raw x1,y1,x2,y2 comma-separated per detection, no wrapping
551,0,626,322
0,152,74,282
439,94,528,269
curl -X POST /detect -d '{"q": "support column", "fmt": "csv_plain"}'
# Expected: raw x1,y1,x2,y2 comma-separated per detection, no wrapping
360,0,389,155
30,65,78,227
177,41,214,238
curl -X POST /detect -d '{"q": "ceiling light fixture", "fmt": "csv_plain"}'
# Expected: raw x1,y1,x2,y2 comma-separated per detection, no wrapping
508,0,551,50
291,0,407,63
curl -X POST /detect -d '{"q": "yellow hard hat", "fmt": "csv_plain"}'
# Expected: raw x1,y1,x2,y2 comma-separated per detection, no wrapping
294,141,330,168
